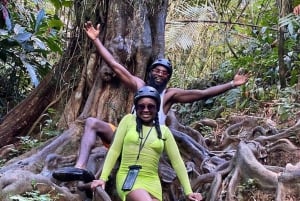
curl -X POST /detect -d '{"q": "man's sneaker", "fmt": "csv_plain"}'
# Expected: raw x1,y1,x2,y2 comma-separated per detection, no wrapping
52,167,95,183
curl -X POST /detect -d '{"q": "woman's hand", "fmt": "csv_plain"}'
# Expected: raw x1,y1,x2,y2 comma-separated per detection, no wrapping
187,192,203,201
91,179,106,190
84,21,100,41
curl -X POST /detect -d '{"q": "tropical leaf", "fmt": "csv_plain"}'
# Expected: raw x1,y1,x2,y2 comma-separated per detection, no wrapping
279,13,300,26
13,32,32,43
20,55,39,87
62,0,73,7
35,9,46,32
49,0,63,10
166,4,217,51
48,19,64,30
31,35,47,50
44,37,62,53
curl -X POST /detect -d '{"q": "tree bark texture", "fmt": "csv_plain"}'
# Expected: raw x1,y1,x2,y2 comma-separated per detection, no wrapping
278,0,291,88
0,0,169,145
1,1,300,201
58,0,169,128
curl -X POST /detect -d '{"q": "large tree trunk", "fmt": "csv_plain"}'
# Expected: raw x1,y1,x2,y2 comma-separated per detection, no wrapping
1,1,300,201
0,72,57,147
278,0,291,88
60,0,169,126
0,0,169,145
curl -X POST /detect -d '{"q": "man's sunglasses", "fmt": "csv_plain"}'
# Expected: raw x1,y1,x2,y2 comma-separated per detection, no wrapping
151,69,169,77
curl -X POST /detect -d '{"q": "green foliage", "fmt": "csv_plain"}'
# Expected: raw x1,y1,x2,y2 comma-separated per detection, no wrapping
0,108,60,168
15,109,60,153
1,1,64,82
49,0,73,10
275,87,300,122
237,178,259,200
39,108,61,138
279,13,300,35
167,0,299,126
0,0,71,118
17,136,40,154
239,178,258,190
0,147,19,167
9,190,60,201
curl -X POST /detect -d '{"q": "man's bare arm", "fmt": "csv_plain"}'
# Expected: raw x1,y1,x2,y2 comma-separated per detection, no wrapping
168,69,250,104
84,21,145,91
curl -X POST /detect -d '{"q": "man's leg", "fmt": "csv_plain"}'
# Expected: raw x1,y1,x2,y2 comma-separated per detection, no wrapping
75,117,115,169
52,117,115,182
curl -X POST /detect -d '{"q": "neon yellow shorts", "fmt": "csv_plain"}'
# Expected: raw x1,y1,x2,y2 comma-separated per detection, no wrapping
103,123,116,148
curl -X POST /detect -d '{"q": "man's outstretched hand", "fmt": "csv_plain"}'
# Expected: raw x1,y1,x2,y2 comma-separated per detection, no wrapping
84,21,100,41
294,5,300,15
233,68,250,87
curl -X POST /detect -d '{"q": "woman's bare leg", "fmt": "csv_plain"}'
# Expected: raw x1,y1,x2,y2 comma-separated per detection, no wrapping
126,189,159,201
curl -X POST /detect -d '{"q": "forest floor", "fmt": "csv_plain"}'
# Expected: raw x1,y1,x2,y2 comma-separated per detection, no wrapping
208,106,300,201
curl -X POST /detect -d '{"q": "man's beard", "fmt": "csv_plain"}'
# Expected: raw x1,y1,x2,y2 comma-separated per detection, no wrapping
146,74,168,94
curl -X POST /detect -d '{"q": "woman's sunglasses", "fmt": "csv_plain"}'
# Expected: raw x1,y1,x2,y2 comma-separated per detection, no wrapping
136,104,157,111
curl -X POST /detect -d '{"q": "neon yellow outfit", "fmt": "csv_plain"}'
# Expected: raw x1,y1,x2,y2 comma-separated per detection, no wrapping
99,114,193,201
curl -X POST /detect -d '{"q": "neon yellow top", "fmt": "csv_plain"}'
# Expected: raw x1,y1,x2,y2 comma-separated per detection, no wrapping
100,114,193,201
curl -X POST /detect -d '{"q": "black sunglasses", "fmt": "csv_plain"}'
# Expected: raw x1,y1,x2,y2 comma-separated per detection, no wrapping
136,104,157,111
151,68,169,77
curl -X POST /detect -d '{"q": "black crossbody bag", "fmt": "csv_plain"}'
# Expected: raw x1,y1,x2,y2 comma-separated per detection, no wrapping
121,164,142,191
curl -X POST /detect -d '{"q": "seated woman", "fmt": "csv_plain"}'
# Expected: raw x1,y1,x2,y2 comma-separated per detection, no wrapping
91,86,203,201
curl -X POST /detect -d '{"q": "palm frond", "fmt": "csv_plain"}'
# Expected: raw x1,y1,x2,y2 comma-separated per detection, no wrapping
166,4,217,50
279,13,300,36
279,13,300,27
